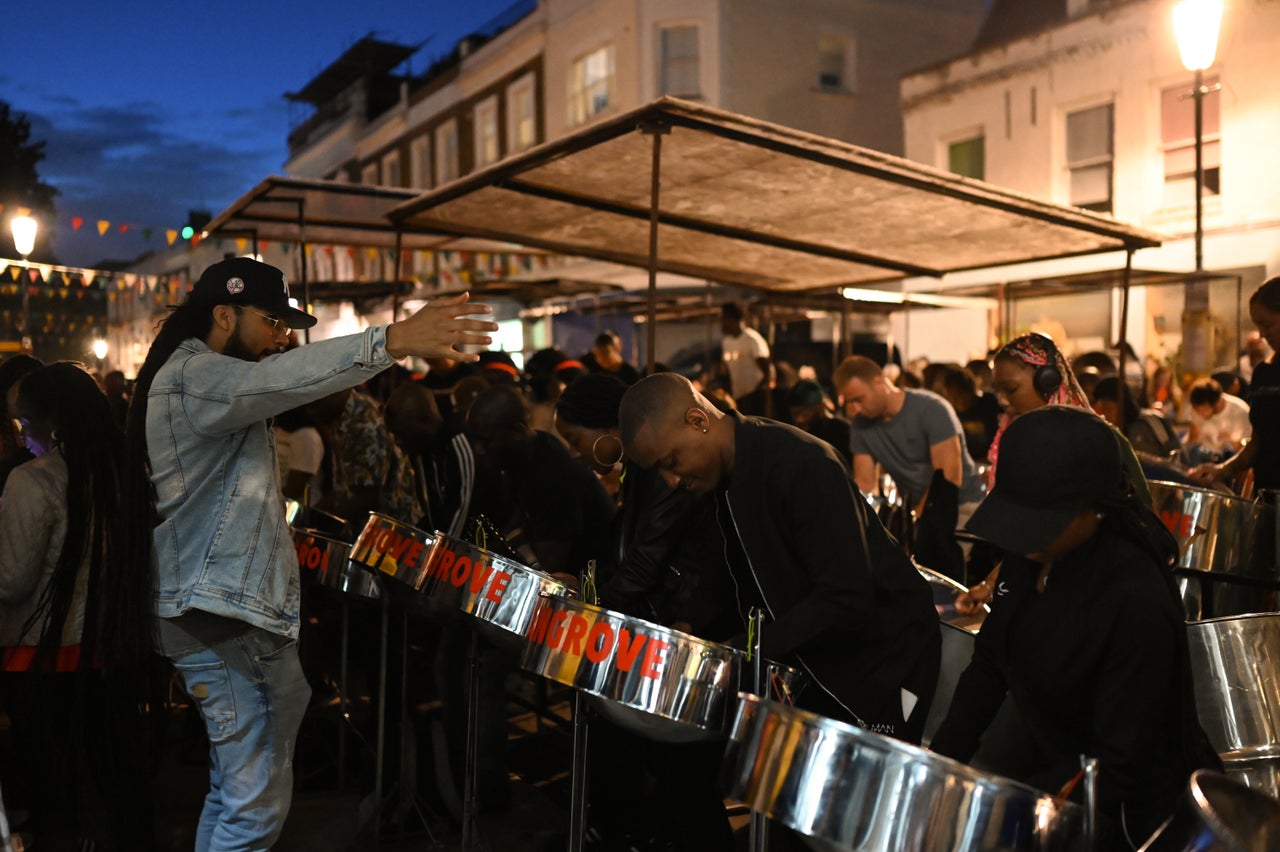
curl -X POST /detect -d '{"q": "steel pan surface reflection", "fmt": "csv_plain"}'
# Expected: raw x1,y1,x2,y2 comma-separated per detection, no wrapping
348,512,436,591
291,528,380,601
521,595,802,743
1137,770,1280,851
726,694,1081,852
419,533,571,644
1187,613,1280,799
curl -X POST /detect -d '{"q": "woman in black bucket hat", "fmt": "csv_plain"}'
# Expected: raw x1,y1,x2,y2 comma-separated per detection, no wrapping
930,406,1220,850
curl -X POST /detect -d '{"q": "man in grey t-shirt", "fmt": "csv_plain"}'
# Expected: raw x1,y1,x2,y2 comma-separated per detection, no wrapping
834,356,984,525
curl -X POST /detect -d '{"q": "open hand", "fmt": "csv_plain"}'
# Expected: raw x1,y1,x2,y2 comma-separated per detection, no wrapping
385,293,497,361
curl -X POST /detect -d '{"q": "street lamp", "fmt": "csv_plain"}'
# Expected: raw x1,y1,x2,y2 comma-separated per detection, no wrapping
10,213,38,351
1173,0,1223,272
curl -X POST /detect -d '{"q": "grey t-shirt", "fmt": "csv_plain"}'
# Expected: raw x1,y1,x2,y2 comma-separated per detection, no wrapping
852,388,985,505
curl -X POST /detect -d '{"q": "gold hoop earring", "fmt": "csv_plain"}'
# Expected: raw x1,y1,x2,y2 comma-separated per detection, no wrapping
591,434,624,468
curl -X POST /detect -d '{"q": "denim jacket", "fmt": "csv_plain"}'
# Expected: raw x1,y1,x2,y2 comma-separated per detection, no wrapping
148,327,395,637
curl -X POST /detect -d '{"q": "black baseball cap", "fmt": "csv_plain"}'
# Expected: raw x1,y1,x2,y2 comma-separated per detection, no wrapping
965,406,1123,555
190,257,316,329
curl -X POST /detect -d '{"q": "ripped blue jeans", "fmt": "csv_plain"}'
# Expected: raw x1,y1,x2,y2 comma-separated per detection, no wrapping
161,617,311,852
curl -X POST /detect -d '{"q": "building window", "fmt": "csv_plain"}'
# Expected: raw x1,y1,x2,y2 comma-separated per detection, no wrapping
659,24,700,98
474,96,500,168
381,150,401,187
1161,76,1220,203
507,74,537,153
569,44,615,125
410,135,431,189
817,35,854,92
1066,103,1113,213
360,162,378,185
948,136,985,179
435,119,459,185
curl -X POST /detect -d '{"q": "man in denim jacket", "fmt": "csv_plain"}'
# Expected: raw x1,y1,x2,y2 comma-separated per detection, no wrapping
127,257,494,851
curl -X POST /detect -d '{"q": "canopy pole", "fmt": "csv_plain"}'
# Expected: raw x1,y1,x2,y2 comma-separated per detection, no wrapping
393,230,404,322
289,198,311,345
1116,249,1134,433
641,120,671,373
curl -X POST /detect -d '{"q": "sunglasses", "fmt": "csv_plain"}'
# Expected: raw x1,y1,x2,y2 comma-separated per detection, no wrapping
238,306,289,335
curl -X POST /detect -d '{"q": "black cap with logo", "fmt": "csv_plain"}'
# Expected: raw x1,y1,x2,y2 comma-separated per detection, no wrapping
965,405,1125,556
190,257,317,329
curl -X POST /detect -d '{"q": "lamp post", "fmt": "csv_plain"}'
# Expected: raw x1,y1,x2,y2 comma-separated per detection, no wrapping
10,213,38,351
1173,0,1223,273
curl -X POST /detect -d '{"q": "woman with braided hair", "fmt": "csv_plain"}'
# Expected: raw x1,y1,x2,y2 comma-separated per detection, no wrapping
0,362,156,850
931,406,1220,849
957,334,1150,614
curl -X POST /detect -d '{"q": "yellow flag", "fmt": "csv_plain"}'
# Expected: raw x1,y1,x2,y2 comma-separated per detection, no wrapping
166,230,178,246
97,220,110,236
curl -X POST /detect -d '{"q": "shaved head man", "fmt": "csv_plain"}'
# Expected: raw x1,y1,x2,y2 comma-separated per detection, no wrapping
620,373,941,743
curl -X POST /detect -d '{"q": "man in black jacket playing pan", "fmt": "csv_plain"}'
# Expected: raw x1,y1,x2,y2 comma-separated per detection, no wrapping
620,372,941,743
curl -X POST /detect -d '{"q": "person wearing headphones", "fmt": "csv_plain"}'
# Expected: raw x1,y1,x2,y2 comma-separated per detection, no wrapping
956,333,1150,614
930,406,1220,849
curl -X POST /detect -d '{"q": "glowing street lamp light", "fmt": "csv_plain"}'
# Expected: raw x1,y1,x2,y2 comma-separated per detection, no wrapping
10,213,38,351
10,214,37,257
1173,0,1223,272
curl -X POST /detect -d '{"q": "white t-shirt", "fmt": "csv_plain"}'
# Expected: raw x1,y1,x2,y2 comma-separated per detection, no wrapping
275,425,325,505
722,326,770,397
1190,393,1252,453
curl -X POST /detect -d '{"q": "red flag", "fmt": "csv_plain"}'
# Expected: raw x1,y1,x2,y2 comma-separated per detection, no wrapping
72,216,84,231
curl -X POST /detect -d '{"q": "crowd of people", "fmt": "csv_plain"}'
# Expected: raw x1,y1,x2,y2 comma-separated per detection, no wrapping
0,262,1275,851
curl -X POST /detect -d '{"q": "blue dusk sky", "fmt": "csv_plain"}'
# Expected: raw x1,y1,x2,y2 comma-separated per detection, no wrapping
4,0,519,267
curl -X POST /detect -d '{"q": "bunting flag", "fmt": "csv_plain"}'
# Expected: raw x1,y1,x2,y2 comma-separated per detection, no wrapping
97,221,110,236
235,238,247,253
166,230,178,246
72,216,84,231
118,223,130,234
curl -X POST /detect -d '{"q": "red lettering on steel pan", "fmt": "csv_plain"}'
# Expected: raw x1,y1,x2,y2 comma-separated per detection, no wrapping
547,611,569,649
452,555,473,587
485,571,511,603
296,541,329,572
432,548,456,579
527,605,552,643
641,638,670,680
562,615,589,655
1159,510,1194,539
584,621,616,663
614,629,648,672
469,559,495,595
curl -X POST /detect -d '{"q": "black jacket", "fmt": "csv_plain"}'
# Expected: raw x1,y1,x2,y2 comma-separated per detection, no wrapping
930,527,1220,842
718,413,940,735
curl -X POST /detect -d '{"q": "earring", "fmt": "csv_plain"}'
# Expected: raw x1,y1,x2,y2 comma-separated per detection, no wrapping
701,428,708,434
591,434,624,468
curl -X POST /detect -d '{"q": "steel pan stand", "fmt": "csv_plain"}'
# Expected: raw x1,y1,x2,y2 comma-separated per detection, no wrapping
460,628,485,851
747,608,769,852
567,692,591,852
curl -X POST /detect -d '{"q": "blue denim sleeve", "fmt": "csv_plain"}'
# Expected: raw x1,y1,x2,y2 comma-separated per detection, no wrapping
177,326,396,437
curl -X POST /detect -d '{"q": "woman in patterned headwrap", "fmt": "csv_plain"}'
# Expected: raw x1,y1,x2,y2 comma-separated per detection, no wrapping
957,333,1149,614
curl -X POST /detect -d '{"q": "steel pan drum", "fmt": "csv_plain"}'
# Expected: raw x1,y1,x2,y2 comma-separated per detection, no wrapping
725,694,1082,852
348,512,437,591
292,528,380,601
1137,770,1280,851
916,566,987,747
419,533,571,645
1187,613,1280,799
1149,481,1278,619
520,595,802,743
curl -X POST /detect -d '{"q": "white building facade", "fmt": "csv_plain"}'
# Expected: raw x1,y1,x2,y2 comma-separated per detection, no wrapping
897,0,1280,372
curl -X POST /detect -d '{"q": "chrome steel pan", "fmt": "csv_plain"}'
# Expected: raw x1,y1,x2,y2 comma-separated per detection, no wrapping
1137,770,1280,851
1187,613,1280,798
917,563,987,634
1149,481,1263,579
419,533,571,644
292,528,380,601
725,694,1082,852
348,512,437,591
520,595,804,743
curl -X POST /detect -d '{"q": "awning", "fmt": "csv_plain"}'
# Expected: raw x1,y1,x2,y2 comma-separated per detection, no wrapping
386,97,1165,294
204,175,530,254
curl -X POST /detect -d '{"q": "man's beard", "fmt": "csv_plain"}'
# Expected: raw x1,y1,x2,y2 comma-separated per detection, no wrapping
223,325,273,362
